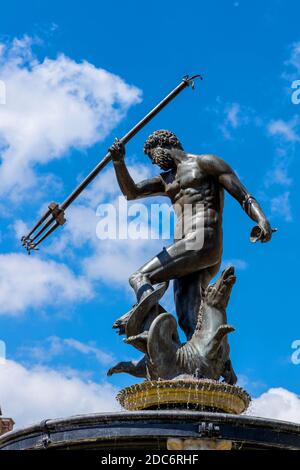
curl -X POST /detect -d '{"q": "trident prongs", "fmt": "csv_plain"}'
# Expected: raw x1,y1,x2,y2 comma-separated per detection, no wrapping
182,74,203,90
22,206,52,243
23,239,40,255
21,235,29,247
21,202,66,254
26,221,60,254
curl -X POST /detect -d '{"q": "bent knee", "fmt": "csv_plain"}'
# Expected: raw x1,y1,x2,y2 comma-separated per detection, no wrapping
129,270,153,290
129,271,138,288
129,271,144,288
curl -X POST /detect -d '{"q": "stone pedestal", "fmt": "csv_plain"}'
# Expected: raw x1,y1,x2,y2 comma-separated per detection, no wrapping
167,437,232,450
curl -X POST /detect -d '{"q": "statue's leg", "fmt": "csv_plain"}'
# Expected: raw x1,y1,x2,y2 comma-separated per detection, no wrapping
129,271,154,303
113,237,221,337
129,235,221,302
174,263,220,340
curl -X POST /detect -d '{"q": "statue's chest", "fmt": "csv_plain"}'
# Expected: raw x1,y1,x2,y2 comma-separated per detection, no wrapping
161,163,215,200
176,161,208,189
172,162,211,190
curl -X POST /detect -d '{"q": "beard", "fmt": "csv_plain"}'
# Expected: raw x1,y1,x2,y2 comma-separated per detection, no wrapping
150,148,175,171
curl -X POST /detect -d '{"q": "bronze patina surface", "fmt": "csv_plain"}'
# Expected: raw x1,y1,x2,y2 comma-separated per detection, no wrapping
108,129,274,387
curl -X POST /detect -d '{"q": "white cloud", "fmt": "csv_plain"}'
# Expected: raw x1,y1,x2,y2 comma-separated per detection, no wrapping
266,120,298,203
270,191,292,222
226,103,241,129
218,102,251,140
18,336,114,366
0,253,92,315
83,236,161,287
249,388,300,424
0,36,141,200
265,149,293,187
0,359,120,428
268,118,300,143
63,338,113,365
267,167,292,186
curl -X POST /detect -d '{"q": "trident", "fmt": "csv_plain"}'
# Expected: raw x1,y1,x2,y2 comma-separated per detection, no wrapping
21,74,202,253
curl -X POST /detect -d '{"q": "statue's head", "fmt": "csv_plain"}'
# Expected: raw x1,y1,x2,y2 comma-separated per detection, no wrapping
144,130,183,171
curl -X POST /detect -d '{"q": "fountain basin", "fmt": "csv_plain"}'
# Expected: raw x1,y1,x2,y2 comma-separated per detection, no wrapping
0,411,300,450
117,380,251,414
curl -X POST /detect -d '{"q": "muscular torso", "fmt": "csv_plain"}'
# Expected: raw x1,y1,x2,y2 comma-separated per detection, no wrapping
160,154,224,242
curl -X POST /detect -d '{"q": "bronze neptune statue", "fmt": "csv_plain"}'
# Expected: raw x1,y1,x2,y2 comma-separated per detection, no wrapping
108,130,273,386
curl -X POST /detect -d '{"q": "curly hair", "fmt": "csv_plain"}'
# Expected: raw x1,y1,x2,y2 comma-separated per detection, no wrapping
143,130,183,154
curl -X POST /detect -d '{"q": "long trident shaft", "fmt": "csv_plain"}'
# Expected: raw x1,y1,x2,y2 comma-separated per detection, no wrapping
21,74,202,253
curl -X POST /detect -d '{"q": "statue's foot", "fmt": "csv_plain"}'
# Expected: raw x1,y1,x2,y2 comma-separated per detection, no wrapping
126,282,169,338
112,282,168,337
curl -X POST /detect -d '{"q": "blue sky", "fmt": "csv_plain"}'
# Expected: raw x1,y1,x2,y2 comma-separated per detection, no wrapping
0,0,300,426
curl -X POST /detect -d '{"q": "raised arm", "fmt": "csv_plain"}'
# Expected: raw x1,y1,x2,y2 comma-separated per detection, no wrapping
199,154,273,242
109,140,165,201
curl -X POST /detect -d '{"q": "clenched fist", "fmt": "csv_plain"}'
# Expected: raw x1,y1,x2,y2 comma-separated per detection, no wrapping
109,139,125,162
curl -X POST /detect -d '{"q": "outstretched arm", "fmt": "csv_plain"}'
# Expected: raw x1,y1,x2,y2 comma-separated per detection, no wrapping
200,154,273,242
109,140,165,201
